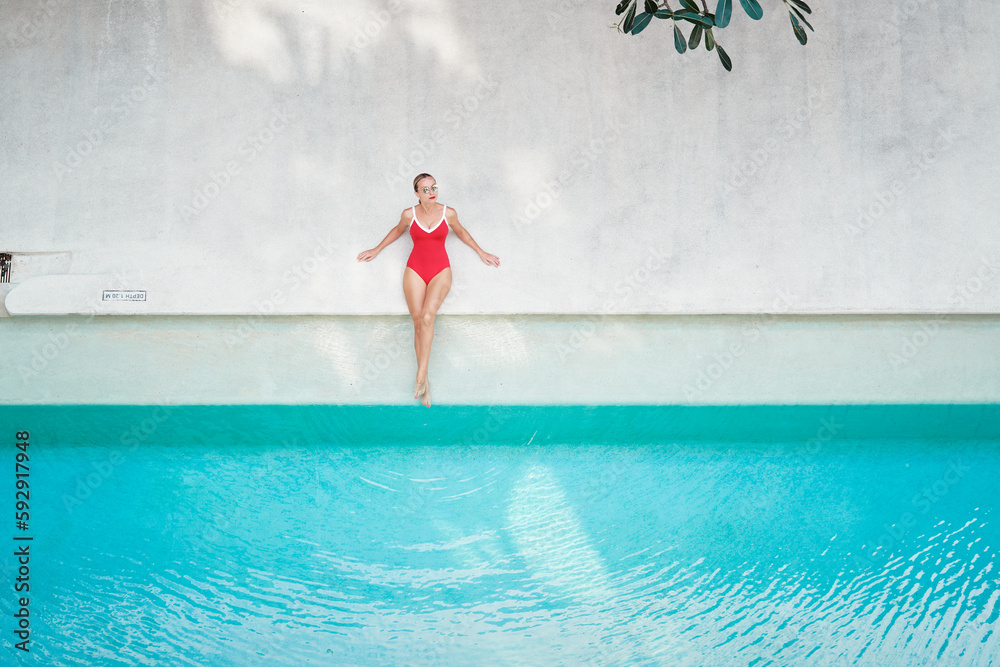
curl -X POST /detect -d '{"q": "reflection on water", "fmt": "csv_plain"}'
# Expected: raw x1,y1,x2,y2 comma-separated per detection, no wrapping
23,437,1000,666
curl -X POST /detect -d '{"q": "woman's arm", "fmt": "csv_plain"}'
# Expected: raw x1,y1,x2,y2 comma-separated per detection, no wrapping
446,208,500,267
357,210,412,262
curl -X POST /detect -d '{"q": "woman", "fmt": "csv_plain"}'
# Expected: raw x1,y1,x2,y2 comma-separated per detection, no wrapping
357,173,500,407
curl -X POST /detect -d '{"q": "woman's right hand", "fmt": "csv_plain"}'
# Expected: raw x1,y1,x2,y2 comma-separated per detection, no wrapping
357,248,380,262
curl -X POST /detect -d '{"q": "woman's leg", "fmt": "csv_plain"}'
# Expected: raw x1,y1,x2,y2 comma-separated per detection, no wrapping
403,268,427,390
415,268,452,385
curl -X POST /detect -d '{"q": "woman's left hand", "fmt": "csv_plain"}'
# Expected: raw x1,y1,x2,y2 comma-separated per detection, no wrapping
479,252,500,267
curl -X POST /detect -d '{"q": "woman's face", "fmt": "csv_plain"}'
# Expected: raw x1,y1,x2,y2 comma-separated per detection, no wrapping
415,177,438,205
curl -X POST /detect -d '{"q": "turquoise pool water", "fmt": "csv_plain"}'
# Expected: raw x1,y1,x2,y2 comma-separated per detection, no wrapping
2,406,998,665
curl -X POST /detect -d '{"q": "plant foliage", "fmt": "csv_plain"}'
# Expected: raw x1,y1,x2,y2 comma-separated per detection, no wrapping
614,0,815,72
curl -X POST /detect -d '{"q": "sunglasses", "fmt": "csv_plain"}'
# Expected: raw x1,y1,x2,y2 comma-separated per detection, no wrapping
421,185,439,194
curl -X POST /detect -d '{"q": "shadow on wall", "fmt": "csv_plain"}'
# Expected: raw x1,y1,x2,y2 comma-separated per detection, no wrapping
205,0,485,84
186,0,638,313
181,0,527,311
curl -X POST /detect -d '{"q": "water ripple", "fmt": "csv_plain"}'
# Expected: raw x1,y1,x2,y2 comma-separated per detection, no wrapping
29,440,1000,665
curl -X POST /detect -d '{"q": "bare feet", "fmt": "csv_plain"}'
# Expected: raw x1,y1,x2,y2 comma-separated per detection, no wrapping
420,379,431,408
414,378,427,400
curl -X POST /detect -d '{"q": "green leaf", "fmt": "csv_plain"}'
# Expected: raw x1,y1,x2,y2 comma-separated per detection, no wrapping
716,42,732,70
631,12,653,34
705,26,716,50
654,10,674,18
672,10,714,27
689,23,703,49
673,23,688,53
623,2,637,32
789,12,807,45
616,0,632,16
738,0,763,20
644,0,658,14
790,0,811,14
791,5,813,31
714,0,732,28
679,0,700,11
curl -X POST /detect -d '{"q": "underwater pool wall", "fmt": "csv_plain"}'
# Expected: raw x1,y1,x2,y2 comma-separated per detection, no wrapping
1,314,998,406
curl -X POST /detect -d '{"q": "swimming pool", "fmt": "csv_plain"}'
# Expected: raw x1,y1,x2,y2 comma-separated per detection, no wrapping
3,405,998,665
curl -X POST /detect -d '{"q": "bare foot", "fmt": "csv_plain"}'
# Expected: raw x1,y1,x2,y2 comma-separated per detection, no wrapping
414,378,427,400
420,379,431,408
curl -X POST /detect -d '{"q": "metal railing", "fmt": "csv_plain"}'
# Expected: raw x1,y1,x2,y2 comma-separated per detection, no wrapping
0,253,10,283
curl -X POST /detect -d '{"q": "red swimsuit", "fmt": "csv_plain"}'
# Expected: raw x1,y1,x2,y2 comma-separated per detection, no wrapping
405,205,450,284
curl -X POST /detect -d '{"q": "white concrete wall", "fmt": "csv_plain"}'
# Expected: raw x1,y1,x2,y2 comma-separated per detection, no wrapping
2,0,999,315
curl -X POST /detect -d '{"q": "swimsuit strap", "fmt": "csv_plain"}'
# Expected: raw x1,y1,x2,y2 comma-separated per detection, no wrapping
411,205,448,228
